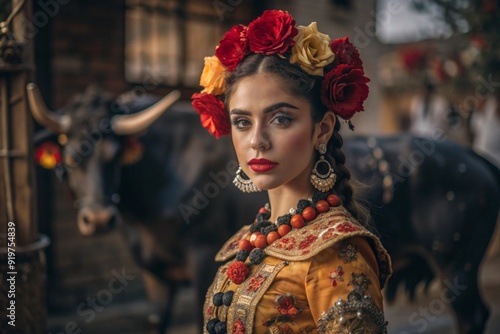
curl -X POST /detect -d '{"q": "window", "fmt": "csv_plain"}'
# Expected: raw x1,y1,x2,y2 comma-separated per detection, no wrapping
125,0,259,87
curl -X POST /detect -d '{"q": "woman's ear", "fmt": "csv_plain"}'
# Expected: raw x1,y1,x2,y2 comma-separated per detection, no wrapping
314,111,336,147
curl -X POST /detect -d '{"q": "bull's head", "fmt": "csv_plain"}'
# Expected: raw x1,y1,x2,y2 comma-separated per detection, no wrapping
27,83,180,236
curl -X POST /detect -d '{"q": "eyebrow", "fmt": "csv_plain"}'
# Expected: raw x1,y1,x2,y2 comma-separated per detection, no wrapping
230,102,299,116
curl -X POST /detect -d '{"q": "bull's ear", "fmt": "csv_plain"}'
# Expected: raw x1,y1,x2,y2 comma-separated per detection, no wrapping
111,90,181,135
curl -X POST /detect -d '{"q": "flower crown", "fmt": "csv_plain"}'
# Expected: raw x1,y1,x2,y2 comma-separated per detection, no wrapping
191,9,370,138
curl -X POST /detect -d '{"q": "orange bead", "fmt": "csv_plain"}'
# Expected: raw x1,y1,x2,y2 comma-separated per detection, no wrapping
302,207,317,221
290,214,305,228
249,232,262,246
254,235,268,249
327,194,341,207
316,200,330,213
266,231,280,245
278,224,291,237
238,239,253,252
259,207,269,214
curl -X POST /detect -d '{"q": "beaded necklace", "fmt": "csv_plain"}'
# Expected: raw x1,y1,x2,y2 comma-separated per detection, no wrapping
206,191,341,334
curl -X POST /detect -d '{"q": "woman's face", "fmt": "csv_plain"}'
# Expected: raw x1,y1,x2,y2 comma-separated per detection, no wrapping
228,72,320,193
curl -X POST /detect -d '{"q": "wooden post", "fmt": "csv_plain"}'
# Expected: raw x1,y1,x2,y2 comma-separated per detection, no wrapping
0,0,50,332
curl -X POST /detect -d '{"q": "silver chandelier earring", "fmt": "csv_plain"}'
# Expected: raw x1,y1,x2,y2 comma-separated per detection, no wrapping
310,143,336,192
233,166,261,193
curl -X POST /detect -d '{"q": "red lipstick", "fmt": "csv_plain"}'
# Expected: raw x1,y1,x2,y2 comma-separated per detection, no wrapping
248,158,278,172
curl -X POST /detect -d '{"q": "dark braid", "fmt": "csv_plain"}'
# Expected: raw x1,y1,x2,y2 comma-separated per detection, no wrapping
226,53,372,229
327,120,371,229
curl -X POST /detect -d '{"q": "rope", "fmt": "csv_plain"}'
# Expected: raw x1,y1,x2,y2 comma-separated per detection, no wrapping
1,0,26,26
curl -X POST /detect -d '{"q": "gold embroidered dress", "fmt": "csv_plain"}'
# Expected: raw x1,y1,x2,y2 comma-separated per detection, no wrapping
203,206,392,334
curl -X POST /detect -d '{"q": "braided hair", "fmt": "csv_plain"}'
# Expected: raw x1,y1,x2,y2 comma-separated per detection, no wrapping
225,53,371,229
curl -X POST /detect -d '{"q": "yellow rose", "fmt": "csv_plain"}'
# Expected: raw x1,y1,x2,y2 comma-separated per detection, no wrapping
200,56,226,95
290,22,335,76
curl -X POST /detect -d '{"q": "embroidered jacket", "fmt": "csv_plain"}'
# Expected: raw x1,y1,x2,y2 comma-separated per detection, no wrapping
204,206,392,334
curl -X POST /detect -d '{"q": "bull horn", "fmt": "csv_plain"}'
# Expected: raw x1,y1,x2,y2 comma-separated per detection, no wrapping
111,90,181,135
26,83,71,133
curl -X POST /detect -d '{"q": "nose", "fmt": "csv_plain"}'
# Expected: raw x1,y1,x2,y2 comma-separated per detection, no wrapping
77,206,119,236
250,125,270,151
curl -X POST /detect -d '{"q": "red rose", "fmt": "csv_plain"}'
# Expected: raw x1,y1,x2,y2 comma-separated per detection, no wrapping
191,93,230,139
227,261,249,285
321,64,370,120
233,319,245,334
247,10,298,55
215,24,249,71
329,37,363,70
275,294,300,316
400,48,427,71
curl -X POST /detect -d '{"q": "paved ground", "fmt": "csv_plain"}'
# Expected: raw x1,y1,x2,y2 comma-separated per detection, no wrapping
47,255,500,334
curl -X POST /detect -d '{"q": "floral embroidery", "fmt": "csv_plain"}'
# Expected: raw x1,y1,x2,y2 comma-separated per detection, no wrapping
317,289,387,334
227,261,249,284
233,319,245,334
348,272,370,295
207,306,214,316
298,235,318,250
329,266,344,287
276,237,296,250
336,222,358,232
246,274,265,293
320,227,339,240
276,294,301,317
280,324,293,334
338,241,358,263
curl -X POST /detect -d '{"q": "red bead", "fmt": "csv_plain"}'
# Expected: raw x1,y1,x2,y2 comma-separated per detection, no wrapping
327,194,341,207
302,207,317,221
316,200,330,213
254,235,268,249
290,214,305,228
249,232,262,246
238,239,253,252
266,231,280,245
278,224,291,237
259,207,269,214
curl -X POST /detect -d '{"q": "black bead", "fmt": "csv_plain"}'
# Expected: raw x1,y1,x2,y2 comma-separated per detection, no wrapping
206,318,220,334
296,199,313,213
235,250,249,262
250,223,260,233
256,212,270,221
214,321,227,334
312,191,328,204
261,224,278,235
249,248,265,265
276,214,292,226
213,292,224,306
223,291,234,306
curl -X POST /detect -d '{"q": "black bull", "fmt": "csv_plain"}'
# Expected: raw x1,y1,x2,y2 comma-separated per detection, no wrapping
29,86,499,334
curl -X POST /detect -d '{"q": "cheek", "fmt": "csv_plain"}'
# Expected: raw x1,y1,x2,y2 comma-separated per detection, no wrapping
231,133,246,160
282,128,313,155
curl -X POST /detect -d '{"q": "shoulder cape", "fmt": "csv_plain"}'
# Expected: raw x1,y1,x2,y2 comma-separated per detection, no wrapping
215,206,392,289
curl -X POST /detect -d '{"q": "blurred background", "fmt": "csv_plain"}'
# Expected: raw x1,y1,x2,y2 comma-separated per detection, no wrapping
0,0,499,333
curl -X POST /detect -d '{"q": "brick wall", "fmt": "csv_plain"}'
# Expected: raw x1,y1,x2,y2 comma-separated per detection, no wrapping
51,0,127,109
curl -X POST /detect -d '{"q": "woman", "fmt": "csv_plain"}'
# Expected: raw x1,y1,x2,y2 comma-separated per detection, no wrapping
191,10,392,334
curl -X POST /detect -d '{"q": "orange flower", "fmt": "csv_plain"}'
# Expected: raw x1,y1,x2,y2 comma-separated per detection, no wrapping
35,141,61,169
200,56,226,95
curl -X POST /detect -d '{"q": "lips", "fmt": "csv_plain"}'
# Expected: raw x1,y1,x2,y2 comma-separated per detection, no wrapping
248,158,279,172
